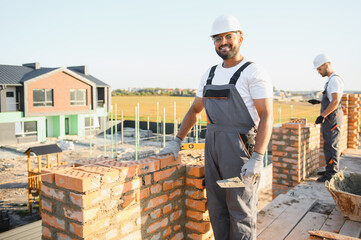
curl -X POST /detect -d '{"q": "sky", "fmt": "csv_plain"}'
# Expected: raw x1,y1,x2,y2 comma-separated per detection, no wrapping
1,0,360,92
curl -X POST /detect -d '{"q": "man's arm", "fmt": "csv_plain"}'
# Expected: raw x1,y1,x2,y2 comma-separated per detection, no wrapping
176,97,204,140
253,98,273,155
321,92,340,118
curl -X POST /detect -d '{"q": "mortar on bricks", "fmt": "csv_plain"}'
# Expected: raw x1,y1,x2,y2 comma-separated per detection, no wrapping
325,170,361,222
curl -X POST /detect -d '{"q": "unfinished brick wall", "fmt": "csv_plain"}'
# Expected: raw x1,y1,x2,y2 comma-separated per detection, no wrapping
345,94,361,149
41,152,213,240
272,122,320,198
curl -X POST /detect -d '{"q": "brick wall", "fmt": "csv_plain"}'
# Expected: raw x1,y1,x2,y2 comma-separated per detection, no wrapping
345,94,361,149
41,152,214,240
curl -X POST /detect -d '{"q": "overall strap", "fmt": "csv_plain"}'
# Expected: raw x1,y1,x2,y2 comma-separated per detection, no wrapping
229,61,253,84
206,65,217,85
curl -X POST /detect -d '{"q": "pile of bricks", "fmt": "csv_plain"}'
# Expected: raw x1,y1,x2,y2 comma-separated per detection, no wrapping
272,121,320,198
41,151,214,240
346,94,361,149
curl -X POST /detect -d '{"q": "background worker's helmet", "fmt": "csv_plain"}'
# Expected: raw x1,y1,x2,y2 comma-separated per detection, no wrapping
210,15,243,37
313,54,331,69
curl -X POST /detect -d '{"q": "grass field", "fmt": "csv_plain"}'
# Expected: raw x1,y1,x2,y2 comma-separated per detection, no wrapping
111,96,320,124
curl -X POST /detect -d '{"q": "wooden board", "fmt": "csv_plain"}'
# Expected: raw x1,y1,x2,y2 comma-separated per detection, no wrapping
257,198,317,240
320,207,345,232
284,212,328,240
257,194,294,236
339,220,361,238
0,220,41,240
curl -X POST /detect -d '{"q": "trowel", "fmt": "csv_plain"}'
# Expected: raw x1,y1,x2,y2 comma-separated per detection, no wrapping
216,171,259,188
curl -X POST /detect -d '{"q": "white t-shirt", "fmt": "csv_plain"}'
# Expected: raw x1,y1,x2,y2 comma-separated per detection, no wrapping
196,59,273,125
326,73,344,102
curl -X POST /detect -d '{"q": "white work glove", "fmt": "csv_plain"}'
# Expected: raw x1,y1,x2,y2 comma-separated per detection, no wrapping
241,152,264,179
157,137,182,160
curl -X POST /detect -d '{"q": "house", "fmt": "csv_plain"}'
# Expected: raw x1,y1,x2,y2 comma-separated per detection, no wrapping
0,62,111,145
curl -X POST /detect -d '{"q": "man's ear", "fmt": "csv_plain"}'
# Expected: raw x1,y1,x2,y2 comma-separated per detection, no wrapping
239,36,244,45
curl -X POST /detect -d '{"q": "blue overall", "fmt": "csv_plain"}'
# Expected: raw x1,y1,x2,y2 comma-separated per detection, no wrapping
203,62,259,240
321,75,343,178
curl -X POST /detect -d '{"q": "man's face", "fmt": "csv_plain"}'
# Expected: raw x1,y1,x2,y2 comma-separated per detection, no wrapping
317,64,328,77
212,32,243,60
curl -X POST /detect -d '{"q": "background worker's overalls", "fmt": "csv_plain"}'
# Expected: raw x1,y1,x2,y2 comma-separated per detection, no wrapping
321,75,343,178
203,62,259,240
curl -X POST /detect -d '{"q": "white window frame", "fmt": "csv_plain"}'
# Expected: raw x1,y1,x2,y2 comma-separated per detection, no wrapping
33,89,53,107
70,89,87,106
15,121,37,137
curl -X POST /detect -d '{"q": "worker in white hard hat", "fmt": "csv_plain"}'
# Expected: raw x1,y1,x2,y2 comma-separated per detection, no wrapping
159,14,273,239
311,54,344,182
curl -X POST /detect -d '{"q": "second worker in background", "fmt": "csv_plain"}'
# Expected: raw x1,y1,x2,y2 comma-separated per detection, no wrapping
159,15,273,239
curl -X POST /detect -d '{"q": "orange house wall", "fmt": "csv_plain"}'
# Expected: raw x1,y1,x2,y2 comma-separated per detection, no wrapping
27,72,92,114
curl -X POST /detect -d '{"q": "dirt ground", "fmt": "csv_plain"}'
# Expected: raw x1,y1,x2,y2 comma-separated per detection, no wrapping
0,133,273,232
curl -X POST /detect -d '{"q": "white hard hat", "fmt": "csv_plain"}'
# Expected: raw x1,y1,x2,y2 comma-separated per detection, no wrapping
313,54,331,69
210,15,243,37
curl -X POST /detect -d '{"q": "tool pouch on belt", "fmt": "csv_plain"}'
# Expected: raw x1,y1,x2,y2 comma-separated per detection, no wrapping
239,132,255,157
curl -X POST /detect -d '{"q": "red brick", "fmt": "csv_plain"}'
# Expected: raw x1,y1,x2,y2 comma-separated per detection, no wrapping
187,210,208,221
146,217,168,234
140,187,150,200
55,169,101,192
77,166,119,183
42,226,52,239
186,199,207,212
163,226,172,239
41,184,65,202
137,158,161,175
116,206,141,223
185,189,206,199
186,164,205,177
169,189,182,200
170,210,182,221
170,232,184,240
163,178,183,191
153,167,177,182
105,229,119,240
122,192,137,208
70,189,110,208
117,230,142,240
57,232,73,240
42,212,65,231
113,178,141,196
98,160,139,179
163,203,172,215
173,224,181,232
69,217,110,238
63,206,99,223
151,183,162,194
143,174,152,186
185,221,210,233
186,178,204,189
41,198,53,213
150,154,180,169
144,194,169,212
120,221,135,235
150,209,162,219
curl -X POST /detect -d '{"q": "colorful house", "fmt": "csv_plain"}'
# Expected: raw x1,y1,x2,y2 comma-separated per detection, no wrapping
0,62,111,145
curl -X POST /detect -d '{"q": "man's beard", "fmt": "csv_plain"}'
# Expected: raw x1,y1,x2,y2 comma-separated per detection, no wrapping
215,44,240,60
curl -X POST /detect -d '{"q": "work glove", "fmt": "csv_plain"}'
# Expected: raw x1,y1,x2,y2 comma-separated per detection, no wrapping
315,116,324,124
241,152,264,179
157,137,182,160
308,99,321,105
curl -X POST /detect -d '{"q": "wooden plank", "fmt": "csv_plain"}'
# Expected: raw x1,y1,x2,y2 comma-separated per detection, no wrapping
339,220,361,238
285,212,328,240
257,198,317,240
257,194,294,236
320,207,346,233
0,220,41,239
309,230,360,240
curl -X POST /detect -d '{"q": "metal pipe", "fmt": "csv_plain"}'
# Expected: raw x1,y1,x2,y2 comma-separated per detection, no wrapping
89,106,92,158
163,107,166,148
174,101,177,138
104,112,107,157
115,104,118,159
157,102,159,146
111,105,113,158
135,106,138,160
121,111,124,144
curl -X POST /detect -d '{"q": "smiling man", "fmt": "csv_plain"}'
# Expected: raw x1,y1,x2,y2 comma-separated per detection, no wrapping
159,15,273,239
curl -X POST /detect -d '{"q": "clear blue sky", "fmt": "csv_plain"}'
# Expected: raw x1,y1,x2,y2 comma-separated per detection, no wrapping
1,0,360,92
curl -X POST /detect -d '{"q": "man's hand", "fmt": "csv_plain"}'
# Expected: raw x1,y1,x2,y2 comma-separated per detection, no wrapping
157,137,182,160
308,99,321,105
315,116,324,124
241,152,264,179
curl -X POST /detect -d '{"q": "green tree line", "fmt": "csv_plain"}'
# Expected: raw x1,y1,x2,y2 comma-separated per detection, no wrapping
112,88,196,97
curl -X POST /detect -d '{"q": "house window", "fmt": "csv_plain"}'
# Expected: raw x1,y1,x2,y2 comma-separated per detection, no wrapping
15,121,37,137
70,89,87,106
85,117,100,129
6,92,14,97
33,89,53,106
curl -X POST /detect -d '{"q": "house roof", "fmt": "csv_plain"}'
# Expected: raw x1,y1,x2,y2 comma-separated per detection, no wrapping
24,144,62,156
0,64,109,87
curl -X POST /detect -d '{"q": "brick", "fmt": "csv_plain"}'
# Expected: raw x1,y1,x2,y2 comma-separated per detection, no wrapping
147,217,168,234
170,210,182,221
185,178,204,189
150,154,180,169
70,189,110,208
150,183,162,194
63,206,99,223
69,217,110,238
137,158,161,175
55,169,101,192
187,210,208,221
122,192,137,208
150,209,162,219
187,230,214,240
185,199,207,212
186,164,205,177
186,221,210,233
170,232,184,240
185,189,206,199
140,187,150,200
118,230,142,240
135,214,148,226
113,178,141,196
41,184,65,202
163,178,183,191
153,167,177,182
169,189,182,200
42,212,65,231
163,226,172,239
42,226,52,239
105,229,118,240
116,206,141,223
120,221,135,235
144,194,169,212
99,160,138,179
41,198,53,213
77,166,119,183
143,174,152,186
173,224,181,232
163,203,173,215
57,232,72,240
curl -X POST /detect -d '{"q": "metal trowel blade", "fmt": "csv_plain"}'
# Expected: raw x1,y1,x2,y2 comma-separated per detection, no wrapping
216,177,246,188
